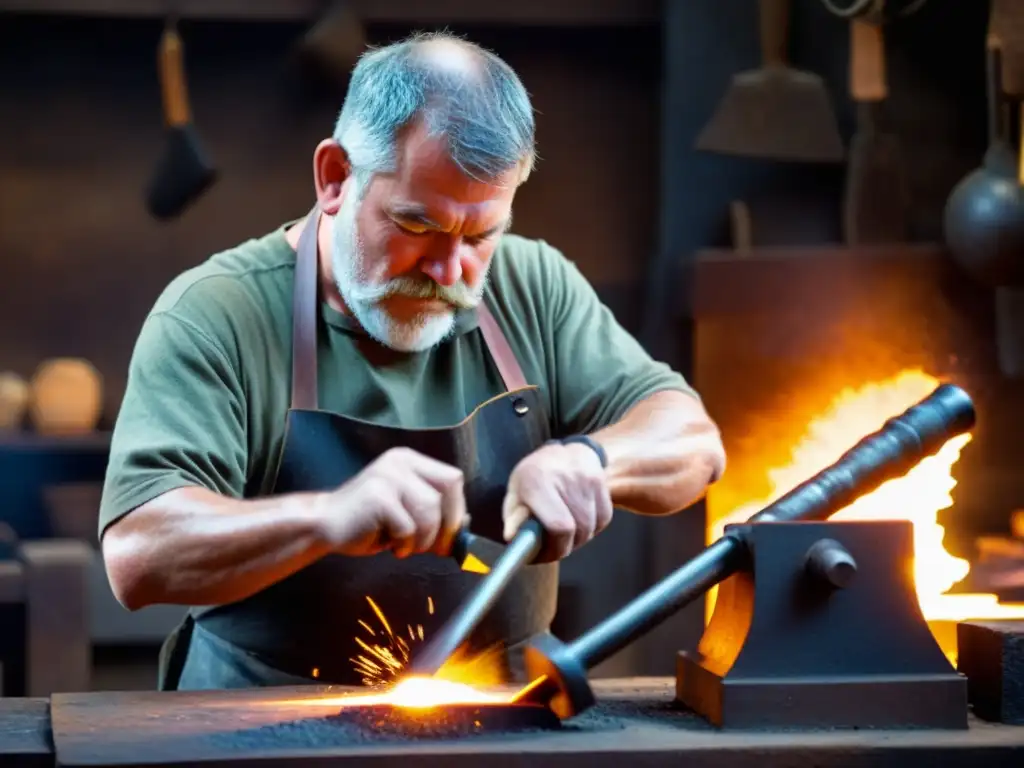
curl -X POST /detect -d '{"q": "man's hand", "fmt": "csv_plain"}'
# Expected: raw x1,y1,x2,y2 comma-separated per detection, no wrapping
316,447,467,558
503,441,613,562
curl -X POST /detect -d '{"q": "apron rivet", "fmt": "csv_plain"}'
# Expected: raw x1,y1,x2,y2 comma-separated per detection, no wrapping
512,398,529,416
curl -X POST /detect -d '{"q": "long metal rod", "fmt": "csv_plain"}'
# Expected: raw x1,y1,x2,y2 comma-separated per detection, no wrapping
408,518,544,676
569,536,743,669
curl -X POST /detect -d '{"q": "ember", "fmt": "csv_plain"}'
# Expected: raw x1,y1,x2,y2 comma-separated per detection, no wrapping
708,369,1024,663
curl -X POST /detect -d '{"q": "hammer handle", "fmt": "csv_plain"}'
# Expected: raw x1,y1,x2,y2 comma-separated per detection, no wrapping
850,19,887,102
158,25,191,127
992,0,1024,97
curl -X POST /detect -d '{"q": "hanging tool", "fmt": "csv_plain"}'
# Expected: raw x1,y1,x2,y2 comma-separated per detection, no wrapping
294,1,366,82
943,24,1024,377
144,16,217,221
696,0,844,163
818,0,930,23
842,17,909,244
944,38,1024,286
407,518,545,677
989,0,1024,378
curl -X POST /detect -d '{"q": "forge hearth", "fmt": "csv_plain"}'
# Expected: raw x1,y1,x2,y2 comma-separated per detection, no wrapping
692,244,1024,662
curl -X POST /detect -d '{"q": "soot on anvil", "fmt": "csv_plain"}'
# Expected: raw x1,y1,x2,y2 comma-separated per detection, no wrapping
204,700,705,753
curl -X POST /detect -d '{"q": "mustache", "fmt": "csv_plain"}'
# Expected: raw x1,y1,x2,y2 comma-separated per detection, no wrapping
350,275,480,310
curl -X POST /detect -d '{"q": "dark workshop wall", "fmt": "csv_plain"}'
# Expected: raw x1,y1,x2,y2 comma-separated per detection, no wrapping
650,0,989,350
642,0,1014,675
0,16,661,414
0,13,665,675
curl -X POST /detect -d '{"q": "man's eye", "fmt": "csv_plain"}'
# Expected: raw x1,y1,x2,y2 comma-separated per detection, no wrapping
395,220,429,236
464,231,498,246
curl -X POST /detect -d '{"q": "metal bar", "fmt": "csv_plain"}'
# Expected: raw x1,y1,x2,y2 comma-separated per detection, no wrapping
572,383,974,672
567,537,743,670
409,518,545,676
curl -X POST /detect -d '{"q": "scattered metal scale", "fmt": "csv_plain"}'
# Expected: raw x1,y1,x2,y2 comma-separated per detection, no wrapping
328,701,561,739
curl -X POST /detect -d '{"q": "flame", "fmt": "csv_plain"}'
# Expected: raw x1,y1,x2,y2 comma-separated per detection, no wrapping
707,369,1024,664
330,676,507,709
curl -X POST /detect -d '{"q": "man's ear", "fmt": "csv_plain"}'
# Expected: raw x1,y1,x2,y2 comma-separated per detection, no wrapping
312,139,351,216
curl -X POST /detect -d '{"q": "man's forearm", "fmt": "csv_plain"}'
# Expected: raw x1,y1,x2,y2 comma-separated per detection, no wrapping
102,487,330,610
593,389,726,516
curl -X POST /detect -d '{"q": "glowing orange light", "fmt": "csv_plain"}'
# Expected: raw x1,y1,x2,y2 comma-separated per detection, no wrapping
706,370,1024,664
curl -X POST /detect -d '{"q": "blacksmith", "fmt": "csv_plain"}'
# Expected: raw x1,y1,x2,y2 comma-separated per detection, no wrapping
99,32,725,691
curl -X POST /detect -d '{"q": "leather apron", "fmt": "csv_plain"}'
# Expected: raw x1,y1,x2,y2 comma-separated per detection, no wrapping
157,209,558,690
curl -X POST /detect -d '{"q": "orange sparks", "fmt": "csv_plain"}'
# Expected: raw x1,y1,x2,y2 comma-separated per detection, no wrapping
349,595,506,689
365,596,393,638
349,596,433,686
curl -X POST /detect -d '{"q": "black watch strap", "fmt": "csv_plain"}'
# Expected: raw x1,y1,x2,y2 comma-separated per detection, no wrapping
547,434,608,468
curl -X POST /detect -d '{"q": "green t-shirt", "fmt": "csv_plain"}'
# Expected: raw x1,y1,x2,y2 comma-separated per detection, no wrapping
98,227,696,535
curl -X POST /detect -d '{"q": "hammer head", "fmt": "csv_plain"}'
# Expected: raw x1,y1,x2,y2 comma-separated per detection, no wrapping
450,528,506,574
519,633,596,720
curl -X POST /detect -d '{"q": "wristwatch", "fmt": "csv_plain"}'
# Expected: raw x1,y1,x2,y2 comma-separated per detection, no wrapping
546,434,608,468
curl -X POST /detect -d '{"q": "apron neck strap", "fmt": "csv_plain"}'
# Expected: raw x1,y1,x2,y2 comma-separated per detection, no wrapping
476,303,528,391
290,206,529,410
291,206,321,411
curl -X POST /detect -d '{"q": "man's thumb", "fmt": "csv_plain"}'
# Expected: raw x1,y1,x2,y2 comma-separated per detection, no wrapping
502,496,531,542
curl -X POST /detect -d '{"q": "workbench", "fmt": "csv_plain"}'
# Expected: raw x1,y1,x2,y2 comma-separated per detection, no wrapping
3,678,1023,768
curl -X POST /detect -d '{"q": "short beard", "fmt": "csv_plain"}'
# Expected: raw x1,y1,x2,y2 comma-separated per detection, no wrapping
330,186,489,353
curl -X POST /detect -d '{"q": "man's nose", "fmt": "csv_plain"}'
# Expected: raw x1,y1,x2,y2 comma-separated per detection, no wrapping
421,239,463,287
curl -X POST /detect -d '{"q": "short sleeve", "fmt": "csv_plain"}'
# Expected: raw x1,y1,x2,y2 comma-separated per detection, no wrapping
539,242,698,437
98,311,248,537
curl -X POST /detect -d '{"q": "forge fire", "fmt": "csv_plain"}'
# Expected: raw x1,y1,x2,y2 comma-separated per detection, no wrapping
708,369,1024,662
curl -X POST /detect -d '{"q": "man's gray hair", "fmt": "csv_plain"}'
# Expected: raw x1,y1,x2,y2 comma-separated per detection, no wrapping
333,32,536,189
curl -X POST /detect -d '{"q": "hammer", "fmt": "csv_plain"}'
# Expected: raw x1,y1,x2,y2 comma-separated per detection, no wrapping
409,518,546,677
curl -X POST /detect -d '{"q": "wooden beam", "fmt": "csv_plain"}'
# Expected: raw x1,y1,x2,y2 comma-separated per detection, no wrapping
0,0,660,25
